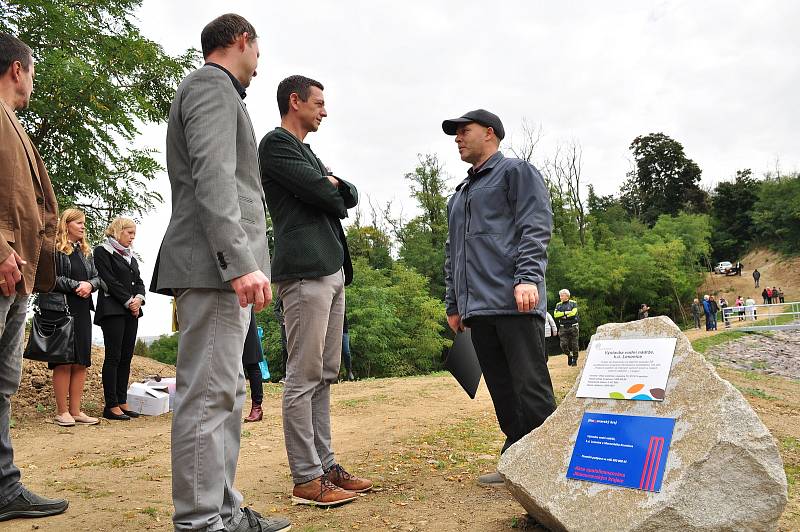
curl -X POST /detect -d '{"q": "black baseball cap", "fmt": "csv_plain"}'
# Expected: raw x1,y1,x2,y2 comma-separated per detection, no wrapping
442,109,505,140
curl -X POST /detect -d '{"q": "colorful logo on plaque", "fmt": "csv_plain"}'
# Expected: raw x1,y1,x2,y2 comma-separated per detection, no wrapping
607,383,666,401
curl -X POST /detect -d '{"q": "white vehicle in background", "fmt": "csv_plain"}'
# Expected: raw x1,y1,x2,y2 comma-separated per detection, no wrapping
714,261,733,275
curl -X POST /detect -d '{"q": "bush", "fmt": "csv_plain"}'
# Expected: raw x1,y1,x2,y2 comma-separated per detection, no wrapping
146,333,179,365
257,259,450,380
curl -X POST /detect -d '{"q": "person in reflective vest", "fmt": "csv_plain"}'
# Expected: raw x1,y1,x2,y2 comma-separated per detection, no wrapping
554,289,580,366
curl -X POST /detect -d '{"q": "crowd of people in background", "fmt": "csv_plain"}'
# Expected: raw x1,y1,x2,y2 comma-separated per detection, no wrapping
762,286,785,304
690,265,791,330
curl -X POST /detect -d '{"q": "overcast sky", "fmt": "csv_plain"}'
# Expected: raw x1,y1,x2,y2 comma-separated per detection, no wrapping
113,0,799,339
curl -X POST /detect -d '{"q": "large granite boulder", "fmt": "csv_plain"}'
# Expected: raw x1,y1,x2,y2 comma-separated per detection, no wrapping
498,316,788,531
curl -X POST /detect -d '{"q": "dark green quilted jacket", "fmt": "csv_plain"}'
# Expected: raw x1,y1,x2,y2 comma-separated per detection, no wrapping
258,127,358,284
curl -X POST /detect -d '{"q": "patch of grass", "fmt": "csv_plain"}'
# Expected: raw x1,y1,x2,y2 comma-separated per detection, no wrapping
68,455,149,469
138,472,168,482
554,388,569,405
419,371,450,378
751,361,768,370
691,331,746,353
335,393,389,410
262,383,284,398
782,437,800,453
786,465,800,488
241,429,252,439
404,415,502,475
771,313,799,326
106,455,149,468
734,385,780,401
47,480,112,498
35,403,46,413
741,370,764,381
140,506,158,519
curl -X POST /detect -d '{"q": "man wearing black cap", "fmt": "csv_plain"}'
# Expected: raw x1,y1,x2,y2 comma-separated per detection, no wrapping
442,109,556,486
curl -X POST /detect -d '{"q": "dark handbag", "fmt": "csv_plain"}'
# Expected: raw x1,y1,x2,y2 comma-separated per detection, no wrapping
23,308,76,364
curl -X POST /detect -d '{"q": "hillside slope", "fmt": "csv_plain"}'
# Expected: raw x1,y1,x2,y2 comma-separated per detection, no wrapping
700,248,799,303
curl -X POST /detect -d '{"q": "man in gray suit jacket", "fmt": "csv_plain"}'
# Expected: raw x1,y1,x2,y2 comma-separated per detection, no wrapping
150,14,289,532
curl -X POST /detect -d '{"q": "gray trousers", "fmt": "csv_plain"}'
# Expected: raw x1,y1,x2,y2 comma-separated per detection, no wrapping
277,269,344,484
0,294,27,507
172,289,249,531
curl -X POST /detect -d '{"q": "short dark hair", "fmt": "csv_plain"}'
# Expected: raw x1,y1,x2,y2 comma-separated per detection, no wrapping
277,75,324,117
200,14,257,59
0,33,33,76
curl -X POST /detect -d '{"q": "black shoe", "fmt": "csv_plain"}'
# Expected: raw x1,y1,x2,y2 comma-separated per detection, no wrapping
102,408,130,421
120,409,140,418
230,507,291,532
0,487,68,521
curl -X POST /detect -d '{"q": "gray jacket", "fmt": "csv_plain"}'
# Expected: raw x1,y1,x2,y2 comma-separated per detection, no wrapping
151,65,270,294
444,152,552,320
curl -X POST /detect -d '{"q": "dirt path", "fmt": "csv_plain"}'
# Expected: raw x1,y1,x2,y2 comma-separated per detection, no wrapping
3,351,798,532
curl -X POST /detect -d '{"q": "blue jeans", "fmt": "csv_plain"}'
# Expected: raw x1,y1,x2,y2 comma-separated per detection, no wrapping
342,332,352,373
0,294,28,506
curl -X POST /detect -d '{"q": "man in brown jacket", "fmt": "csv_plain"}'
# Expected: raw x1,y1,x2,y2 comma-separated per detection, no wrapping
0,32,67,523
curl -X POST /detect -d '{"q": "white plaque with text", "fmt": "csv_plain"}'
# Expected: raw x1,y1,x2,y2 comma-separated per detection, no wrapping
576,338,677,401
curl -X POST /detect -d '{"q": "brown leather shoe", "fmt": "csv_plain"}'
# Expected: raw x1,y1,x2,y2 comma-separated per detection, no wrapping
291,476,357,507
324,463,373,493
244,403,263,423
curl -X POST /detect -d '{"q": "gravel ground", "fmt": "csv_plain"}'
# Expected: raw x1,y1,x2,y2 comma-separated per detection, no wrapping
705,324,800,379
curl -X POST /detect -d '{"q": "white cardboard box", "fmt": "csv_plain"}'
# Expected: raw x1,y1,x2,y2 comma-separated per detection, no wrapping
126,382,170,416
145,377,176,411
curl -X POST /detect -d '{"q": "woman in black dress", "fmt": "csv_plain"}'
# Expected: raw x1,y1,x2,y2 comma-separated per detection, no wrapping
94,217,145,421
37,209,101,426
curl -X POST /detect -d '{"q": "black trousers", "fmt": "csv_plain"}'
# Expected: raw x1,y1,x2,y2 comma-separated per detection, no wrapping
244,362,264,404
100,314,138,408
468,314,556,453
279,323,289,377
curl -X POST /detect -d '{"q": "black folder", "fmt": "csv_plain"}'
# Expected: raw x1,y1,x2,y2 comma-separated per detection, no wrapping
445,329,482,399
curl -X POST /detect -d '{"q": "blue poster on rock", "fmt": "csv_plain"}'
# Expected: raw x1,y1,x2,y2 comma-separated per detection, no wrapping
566,412,675,492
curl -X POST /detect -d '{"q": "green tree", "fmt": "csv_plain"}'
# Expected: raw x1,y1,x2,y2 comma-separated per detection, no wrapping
146,332,179,365
709,169,760,261
751,173,800,253
546,212,711,339
586,185,636,248
133,338,149,358
346,214,393,270
397,154,449,299
346,259,449,377
621,133,708,225
1,0,196,232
